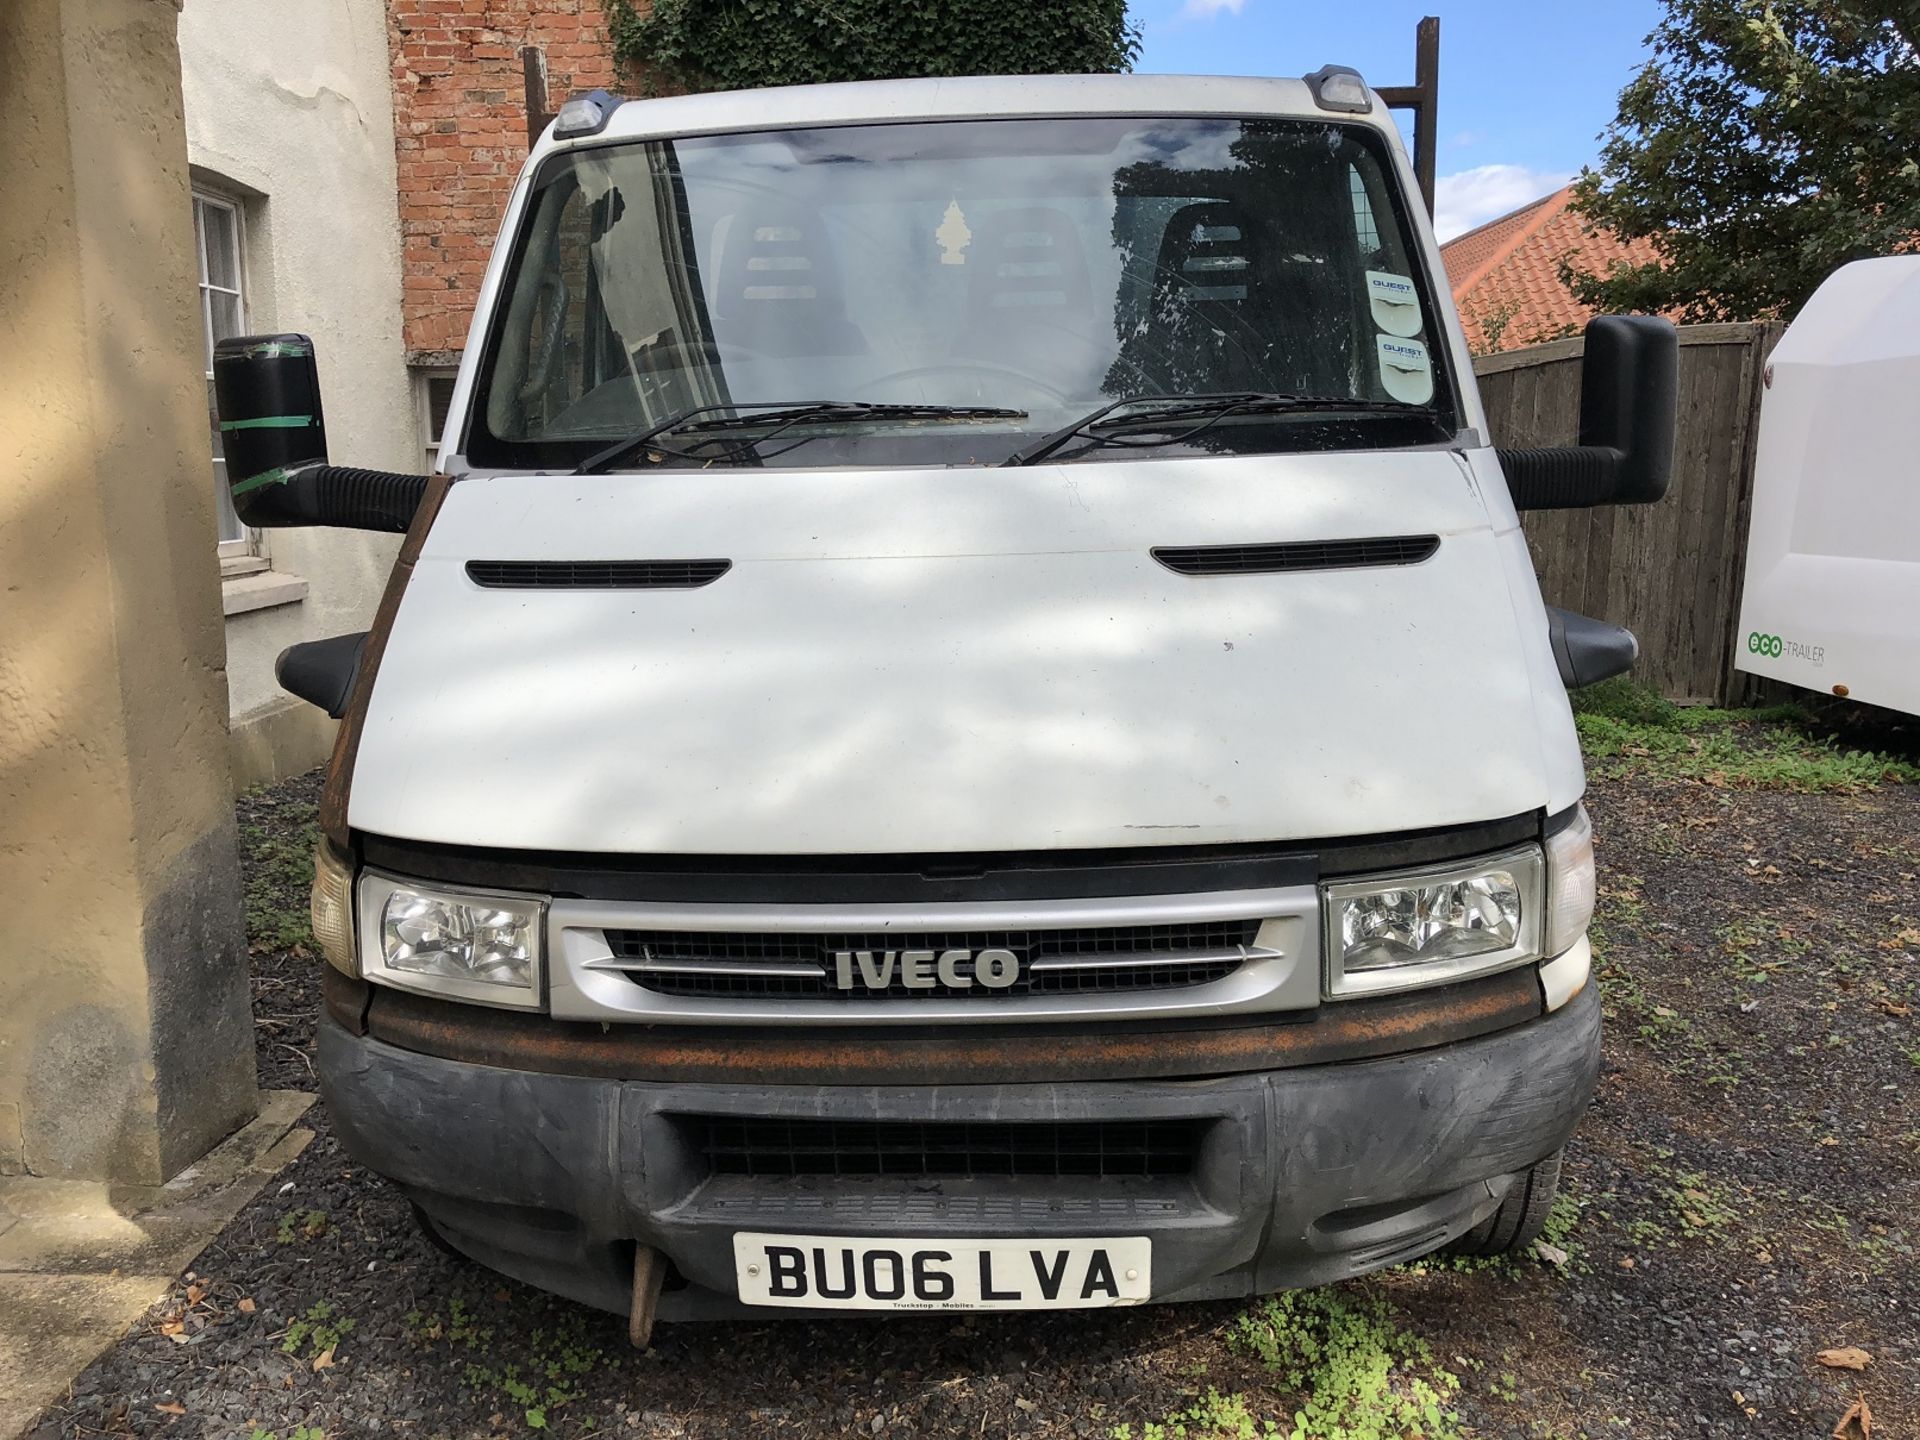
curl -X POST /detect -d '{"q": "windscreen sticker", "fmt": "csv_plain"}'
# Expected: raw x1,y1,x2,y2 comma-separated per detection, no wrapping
1375,335,1434,404
1367,270,1424,337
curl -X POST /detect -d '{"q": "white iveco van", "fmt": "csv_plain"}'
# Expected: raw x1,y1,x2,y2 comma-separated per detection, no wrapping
214,70,1675,1341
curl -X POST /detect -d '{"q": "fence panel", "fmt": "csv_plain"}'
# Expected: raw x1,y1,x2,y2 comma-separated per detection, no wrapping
1474,323,1780,704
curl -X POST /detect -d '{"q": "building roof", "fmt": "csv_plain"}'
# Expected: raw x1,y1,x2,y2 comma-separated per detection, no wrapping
1441,186,1665,353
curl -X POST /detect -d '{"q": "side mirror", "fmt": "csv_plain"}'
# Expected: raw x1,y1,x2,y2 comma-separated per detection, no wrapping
212,333,431,533
1496,315,1677,510
276,632,367,718
1545,607,1639,689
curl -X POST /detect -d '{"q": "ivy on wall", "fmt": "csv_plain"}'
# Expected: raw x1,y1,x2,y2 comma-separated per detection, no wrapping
609,0,1142,94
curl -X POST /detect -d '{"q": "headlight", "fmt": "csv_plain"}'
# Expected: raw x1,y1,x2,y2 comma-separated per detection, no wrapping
311,842,357,976
1322,846,1543,997
356,870,546,1010
1544,805,1596,957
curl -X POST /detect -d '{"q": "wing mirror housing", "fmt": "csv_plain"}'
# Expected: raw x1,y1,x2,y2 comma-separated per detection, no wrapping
1496,315,1677,510
276,632,368,717
1545,607,1639,689
212,334,430,533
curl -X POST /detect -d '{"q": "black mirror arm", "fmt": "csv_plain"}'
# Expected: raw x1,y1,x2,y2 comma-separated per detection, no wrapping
1496,315,1677,511
238,462,430,533
1492,445,1627,511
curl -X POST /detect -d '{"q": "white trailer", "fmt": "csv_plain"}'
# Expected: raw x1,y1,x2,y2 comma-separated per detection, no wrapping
1735,255,1920,716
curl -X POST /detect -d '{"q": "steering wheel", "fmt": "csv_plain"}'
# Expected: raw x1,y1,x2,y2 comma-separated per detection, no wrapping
635,337,767,371
860,361,1074,406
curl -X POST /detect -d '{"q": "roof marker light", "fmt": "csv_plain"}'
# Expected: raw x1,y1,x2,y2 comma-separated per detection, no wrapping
553,89,622,140
1304,65,1373,115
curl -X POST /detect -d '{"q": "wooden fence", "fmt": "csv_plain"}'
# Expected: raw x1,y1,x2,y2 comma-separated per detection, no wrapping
1475,322,1782,704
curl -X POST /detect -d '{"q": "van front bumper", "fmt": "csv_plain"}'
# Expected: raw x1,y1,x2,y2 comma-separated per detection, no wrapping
316,979,1599,1320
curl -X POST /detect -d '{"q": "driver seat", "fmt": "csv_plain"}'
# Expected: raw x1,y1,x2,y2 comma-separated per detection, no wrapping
712,207,869,359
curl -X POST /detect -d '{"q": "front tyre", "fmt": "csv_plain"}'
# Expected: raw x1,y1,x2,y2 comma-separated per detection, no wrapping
1448,1150,1563,1256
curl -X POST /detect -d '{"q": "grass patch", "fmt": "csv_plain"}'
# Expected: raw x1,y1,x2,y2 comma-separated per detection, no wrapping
1570,680,1918,791
1114,1288,1461,1439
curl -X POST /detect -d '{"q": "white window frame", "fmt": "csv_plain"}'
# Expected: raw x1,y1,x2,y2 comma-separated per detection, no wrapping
415,367,460,472
194,189,264,568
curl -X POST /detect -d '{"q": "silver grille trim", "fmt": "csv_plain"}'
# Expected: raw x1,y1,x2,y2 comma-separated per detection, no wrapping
547,886,1321,1025
1025,949,1253,973
594,958,826,979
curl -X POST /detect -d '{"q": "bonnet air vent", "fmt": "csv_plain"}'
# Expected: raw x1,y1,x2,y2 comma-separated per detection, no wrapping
1151,535,1439,577
465,559,731,589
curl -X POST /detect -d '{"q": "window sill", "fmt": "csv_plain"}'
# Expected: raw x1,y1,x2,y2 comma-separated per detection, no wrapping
220,553,271,580
222,570,308,617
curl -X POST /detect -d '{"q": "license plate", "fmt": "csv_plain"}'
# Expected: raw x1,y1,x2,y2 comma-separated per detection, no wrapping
732,1232,1151,1311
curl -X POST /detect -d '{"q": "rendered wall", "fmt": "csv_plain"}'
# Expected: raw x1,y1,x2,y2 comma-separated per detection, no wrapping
177,0,415,783
0,0,258,1182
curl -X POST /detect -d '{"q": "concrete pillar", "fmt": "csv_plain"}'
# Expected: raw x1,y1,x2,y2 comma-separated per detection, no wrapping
0,0,259,1183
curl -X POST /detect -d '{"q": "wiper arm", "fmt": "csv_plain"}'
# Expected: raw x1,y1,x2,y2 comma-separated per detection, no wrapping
1000,392,1436,468
577,401,1027,474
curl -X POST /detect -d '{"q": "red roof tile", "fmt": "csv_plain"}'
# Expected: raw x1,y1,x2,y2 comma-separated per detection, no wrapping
1440,188,1665,353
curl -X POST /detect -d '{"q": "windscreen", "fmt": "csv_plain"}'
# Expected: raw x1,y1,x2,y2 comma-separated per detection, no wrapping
468,116,1454,468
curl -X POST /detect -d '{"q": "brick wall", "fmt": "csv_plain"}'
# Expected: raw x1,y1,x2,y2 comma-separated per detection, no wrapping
388,0,624,360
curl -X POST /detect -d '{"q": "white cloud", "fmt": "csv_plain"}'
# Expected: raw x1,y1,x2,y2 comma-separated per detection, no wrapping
1179,0,1246,18
1432,164,1570,243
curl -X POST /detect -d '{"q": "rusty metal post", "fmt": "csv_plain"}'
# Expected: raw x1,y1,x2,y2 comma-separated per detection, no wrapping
1378,15,1441,218
522,45,552,150
629,1246,666,1349
1412,16,1439,216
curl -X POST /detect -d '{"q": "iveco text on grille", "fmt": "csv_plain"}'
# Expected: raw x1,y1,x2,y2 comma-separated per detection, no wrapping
833,949,1020,991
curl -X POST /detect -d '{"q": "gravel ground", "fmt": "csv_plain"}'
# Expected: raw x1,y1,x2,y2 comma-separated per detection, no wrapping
24,718,1918,1440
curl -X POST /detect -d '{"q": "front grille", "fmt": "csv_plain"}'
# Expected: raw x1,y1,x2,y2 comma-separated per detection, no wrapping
605,919,1259,1000
684,1116,1208,1179
1152,535,1439,576
465,558,731,589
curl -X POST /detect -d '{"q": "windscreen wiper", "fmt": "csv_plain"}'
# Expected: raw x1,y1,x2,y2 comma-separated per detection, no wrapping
576,401,1027,474
1000,392,1438,468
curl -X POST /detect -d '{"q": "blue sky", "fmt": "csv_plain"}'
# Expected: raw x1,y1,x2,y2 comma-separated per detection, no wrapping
1133,0,1664,241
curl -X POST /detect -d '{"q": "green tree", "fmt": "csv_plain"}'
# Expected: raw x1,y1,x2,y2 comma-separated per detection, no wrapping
610,0,1141,95
1566,1,1919,322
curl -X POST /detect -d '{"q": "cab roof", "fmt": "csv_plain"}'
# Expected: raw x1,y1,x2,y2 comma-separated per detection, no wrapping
542,72,1383,155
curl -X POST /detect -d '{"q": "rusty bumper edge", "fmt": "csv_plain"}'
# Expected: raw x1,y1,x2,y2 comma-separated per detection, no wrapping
326,966,1545,1086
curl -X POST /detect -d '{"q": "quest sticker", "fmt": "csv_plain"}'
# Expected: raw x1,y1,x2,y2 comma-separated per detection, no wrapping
1375,335,1434,404
1366,270,1423,337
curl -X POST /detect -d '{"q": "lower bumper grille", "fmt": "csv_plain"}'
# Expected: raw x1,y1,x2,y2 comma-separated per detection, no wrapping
606,920,1259,1001
682,1116,1208,1180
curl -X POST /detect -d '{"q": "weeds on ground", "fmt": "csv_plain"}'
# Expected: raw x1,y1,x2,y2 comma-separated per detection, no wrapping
281,1300,354,1360
1113,1288,1461,1439
241,813,320,953
408,1296,605,1431
250,1429,324,1440
1111,1389,1268,1439
276,1208,329,1244
1570,680,1918,791
1619,1157,1746,1250
1661,1169,1741,1240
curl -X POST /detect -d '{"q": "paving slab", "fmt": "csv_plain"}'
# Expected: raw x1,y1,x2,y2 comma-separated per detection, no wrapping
0,1091,313,1438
